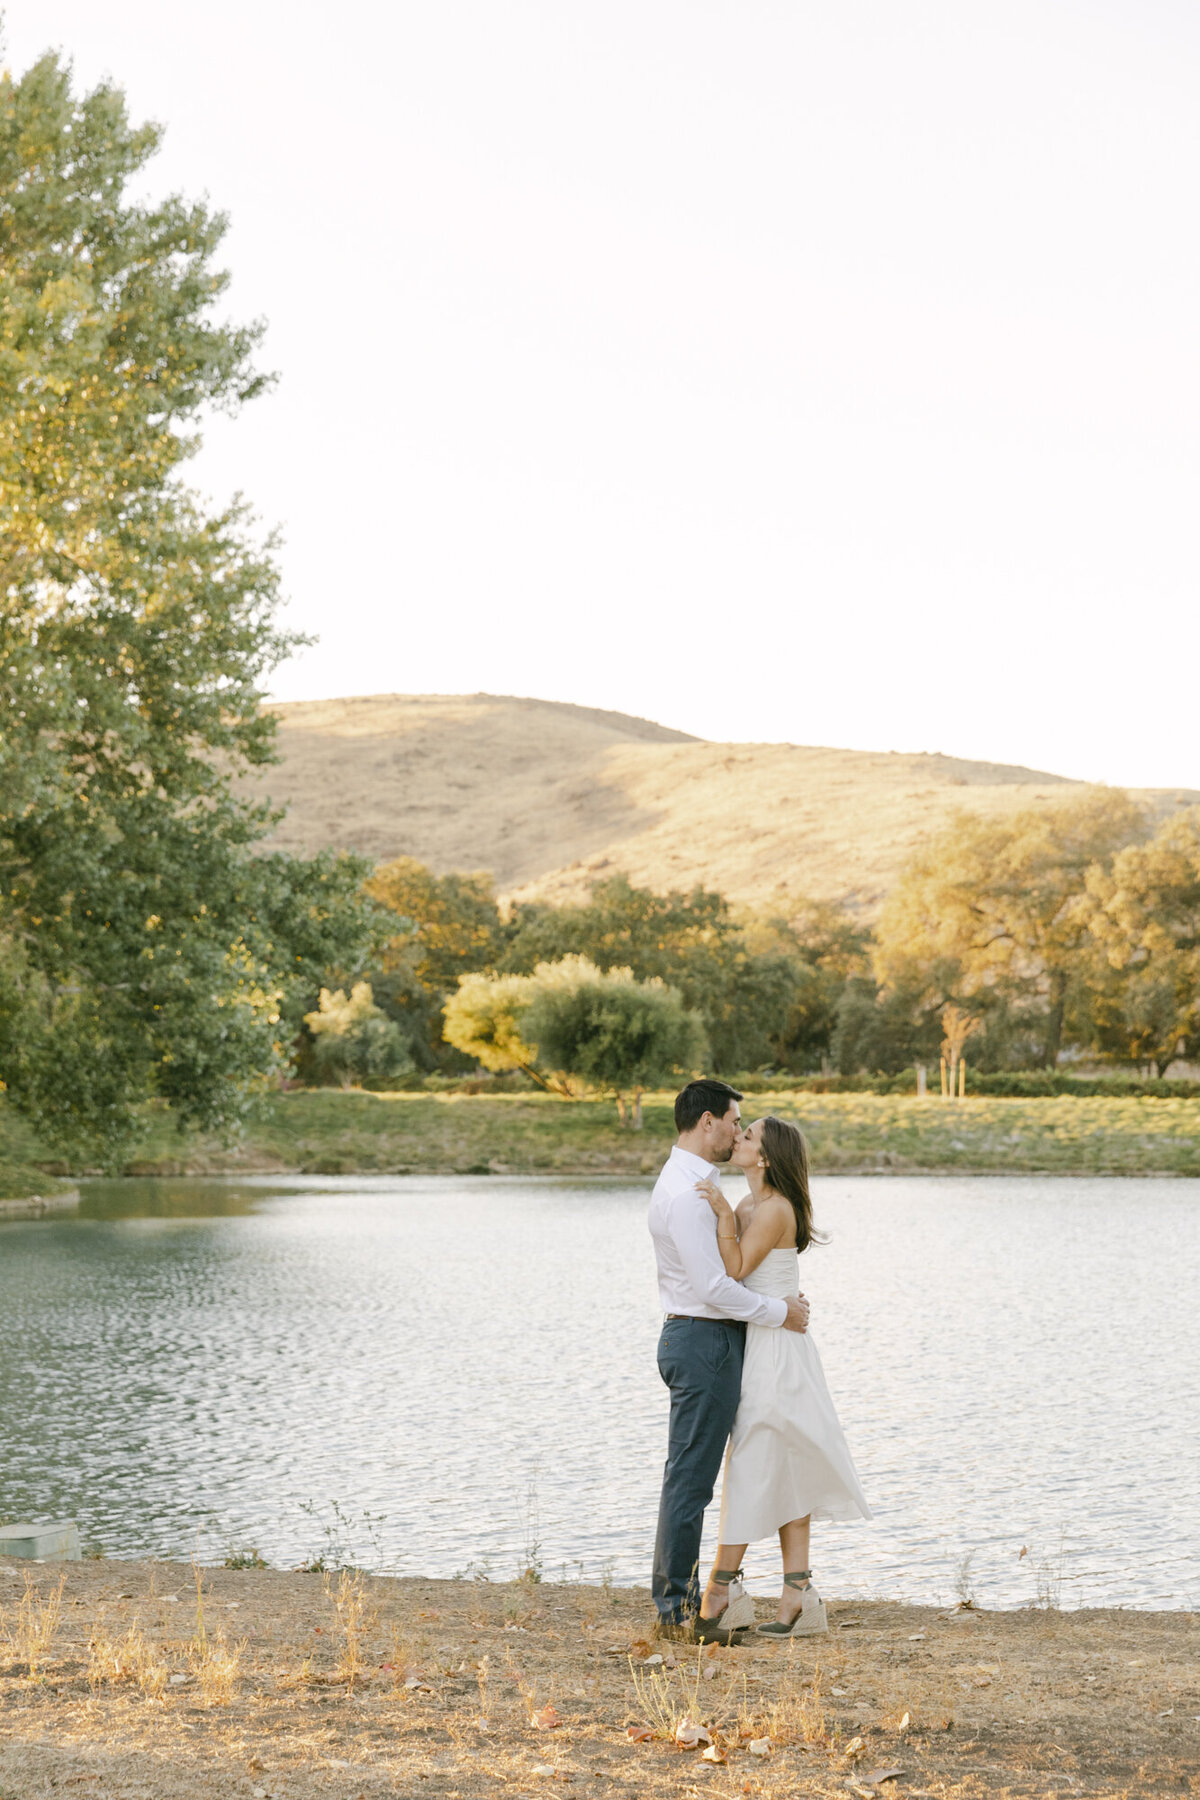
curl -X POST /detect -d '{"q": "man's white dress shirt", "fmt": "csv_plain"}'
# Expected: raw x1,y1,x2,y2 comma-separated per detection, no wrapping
648,1145,788,1328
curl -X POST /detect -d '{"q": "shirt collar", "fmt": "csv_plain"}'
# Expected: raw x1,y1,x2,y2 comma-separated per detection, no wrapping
669,1144,719,1179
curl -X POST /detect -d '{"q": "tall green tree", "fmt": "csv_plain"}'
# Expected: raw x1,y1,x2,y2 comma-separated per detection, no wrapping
0,47,304,1156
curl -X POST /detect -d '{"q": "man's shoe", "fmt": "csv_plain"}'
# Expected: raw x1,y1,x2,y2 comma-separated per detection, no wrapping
653,1616,695,1642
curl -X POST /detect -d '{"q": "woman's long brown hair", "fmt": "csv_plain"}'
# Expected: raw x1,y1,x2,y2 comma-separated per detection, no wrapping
761,1115,825,1252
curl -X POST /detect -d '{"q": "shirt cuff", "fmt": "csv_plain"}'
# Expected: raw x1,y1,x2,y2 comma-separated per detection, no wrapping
763,1296,788,1328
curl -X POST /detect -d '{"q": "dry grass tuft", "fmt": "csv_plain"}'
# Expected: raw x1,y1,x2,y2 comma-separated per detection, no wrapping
754,1652,831,1747
87,1620,169,1700
325,1567,371,1690
5,1572,65,1678
191,1627,242,1706
629,1646,745,1743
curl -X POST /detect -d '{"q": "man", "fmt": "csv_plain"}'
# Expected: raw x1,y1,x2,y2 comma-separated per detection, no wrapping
649,1078,810,1639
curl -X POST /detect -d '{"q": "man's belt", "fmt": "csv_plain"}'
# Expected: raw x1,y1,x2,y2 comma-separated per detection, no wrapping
664,1313,739,1323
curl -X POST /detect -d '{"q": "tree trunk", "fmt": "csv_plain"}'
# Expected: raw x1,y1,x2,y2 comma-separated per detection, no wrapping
616,1093,627,1127
1044,971,1067,1068
632,1089,643,1130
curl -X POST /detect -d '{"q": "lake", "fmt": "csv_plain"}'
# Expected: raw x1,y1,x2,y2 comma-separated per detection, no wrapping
1,1173,1197,1611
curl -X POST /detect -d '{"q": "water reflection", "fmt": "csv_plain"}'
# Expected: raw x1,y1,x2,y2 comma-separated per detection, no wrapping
78,1179,297,1221
1,1173,1197,1611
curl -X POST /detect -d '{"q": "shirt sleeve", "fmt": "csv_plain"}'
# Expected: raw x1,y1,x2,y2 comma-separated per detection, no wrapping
666,1187,788,1328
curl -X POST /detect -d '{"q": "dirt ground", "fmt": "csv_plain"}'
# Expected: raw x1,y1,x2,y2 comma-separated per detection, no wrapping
0,1561,1196,1800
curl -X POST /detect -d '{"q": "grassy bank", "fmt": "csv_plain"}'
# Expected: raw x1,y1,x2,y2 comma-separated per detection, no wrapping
88,1089,1200,1178
5,1088,1200,1186
0,1559,1195,1799
0,1127,74,1204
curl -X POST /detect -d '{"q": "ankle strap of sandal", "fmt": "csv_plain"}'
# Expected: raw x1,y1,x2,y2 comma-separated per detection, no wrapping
783,1570,812,1588
712,1568,743,1584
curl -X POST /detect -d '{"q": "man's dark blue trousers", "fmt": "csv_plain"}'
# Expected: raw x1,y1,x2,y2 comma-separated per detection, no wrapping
651,1314,745,1624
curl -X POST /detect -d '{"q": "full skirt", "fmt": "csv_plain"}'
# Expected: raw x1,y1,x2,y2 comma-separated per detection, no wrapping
717,1324,872,1544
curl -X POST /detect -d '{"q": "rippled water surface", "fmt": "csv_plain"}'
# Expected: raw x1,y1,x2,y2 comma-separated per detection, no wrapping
1,1174,1197,1610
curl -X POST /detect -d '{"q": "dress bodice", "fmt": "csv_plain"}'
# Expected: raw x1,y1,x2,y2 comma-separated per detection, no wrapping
741,1246,800,1300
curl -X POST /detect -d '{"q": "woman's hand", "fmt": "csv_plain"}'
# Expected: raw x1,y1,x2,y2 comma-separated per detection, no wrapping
698,1179,741,1273
696,1177,727,1214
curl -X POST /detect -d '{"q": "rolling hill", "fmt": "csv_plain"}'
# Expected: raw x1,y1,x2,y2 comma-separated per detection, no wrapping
244,693,1200,911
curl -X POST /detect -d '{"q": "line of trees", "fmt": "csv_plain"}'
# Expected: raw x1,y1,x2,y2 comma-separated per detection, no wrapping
299,788,1200,1107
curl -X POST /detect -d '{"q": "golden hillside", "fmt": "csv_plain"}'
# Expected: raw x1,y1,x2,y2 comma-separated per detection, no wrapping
246,693,1200,911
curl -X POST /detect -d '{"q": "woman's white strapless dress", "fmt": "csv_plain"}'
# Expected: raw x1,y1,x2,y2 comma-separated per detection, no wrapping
718,1248,872,1544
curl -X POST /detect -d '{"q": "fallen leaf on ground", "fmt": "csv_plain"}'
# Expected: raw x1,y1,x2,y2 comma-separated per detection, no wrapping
897,1712,911,1731
643,1653,664,1666
907,1632,926,1641
675,1717,712,1748
838,1618,863,1628
861,1768,905,1785
531,1764,556,1777
701,1743,726,1763
844,1736,864,1757
747,1737,770,1757
533,1704,561,1730
626,1725,653,1742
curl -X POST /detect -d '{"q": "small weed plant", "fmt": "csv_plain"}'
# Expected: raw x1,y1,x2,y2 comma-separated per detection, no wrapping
223,1547,268,1570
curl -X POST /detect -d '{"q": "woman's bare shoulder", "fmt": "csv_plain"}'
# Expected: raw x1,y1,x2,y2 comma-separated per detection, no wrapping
759,1193,797,1242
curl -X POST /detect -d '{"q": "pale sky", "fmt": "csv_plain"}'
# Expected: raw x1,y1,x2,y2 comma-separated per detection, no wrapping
8,2,1200,787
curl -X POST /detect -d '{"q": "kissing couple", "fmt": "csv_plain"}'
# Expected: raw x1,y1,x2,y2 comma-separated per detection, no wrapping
649,1079,871,1643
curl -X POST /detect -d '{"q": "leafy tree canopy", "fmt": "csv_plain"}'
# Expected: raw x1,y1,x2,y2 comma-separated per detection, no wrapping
873,792,1146,1066
1082,806,1200,1074
0,46,361,1157
520,956,707,1125
442,969,549,1088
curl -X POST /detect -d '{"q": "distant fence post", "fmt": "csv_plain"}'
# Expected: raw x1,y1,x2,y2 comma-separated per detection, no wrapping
940,1056,948,1098
916,1063,927,1098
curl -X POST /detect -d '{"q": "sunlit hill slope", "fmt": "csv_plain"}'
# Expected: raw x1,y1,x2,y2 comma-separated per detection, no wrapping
245,694,1200,910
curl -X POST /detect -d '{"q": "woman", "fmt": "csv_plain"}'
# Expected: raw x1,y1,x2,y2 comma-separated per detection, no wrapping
693,1116,871,1640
